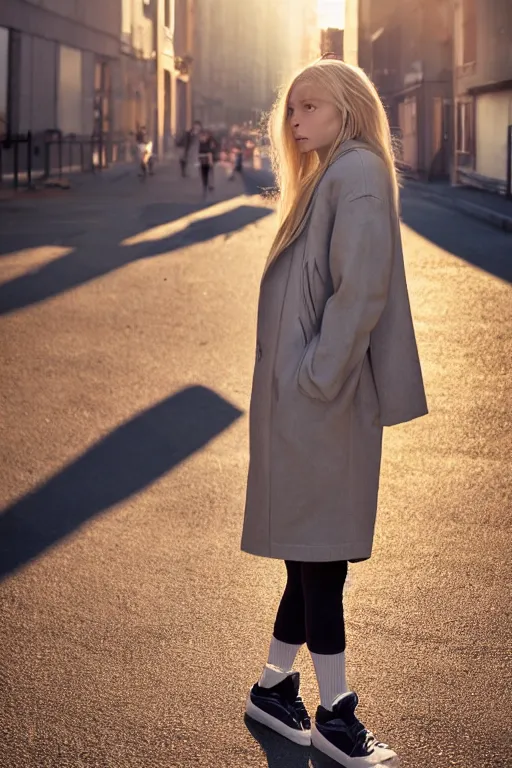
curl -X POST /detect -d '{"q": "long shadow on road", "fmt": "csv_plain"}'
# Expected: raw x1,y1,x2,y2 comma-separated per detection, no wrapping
0,203,273,316
245,715,344,768
0,386,243,580
400,191,512,283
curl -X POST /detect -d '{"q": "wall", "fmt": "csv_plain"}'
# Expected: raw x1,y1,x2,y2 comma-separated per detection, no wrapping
193,0,318,129
475,90,512,181
1,0,123,138
456,0,512,95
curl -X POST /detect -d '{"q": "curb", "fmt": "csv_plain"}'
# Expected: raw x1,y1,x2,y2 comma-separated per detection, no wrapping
406,184,512,233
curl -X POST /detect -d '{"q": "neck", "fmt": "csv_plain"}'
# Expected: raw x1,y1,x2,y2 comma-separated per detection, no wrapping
316,144,333,164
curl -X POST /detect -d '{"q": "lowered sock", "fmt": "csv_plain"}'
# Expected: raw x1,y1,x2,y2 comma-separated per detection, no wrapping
310,650,349,710
258,637,302,688
268,636,302,673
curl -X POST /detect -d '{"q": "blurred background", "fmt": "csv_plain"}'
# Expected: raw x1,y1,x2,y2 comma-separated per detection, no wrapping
0,1,511,194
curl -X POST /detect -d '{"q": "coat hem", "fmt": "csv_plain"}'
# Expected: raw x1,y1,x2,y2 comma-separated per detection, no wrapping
241,541,372,562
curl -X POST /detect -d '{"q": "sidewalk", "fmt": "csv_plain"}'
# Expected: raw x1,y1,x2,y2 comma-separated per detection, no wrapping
404,178,512,233
0,150,184,202
0,153,247,210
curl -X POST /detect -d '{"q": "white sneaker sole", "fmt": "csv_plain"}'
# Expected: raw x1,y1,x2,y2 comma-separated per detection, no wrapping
311,723,399,767
245,694,311,746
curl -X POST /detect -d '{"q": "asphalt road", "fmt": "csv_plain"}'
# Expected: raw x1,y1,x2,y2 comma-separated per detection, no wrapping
0,161,510,768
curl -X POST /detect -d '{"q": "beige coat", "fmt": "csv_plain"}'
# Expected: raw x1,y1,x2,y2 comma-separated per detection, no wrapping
241,140,428,563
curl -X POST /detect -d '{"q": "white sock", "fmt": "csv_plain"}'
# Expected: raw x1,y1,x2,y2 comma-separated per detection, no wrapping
268,636,302,672
310,650,349,710
258,636,302,688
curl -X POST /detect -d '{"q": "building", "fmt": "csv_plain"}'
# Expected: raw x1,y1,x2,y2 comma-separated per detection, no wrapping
120,0,157,143
320,28,344,58
154,0,194,155
1,0,122,145
454,0,512,193
192,0,319,131
0,0,194,178
357,0,453,180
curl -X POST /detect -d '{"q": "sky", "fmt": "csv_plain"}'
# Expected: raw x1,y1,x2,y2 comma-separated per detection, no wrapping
317,0,345,29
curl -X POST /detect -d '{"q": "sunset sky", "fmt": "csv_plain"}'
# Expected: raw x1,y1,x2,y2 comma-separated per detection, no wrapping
317,0,345,29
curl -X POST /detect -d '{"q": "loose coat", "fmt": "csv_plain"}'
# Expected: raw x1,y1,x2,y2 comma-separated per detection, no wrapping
241,140,428,563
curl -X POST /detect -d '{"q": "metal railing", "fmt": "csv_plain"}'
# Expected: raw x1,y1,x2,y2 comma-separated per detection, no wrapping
0,131,135,189
0,132,33,189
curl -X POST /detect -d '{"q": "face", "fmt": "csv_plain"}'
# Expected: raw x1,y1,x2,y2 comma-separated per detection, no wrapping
193,121,202,135
287,81,342,158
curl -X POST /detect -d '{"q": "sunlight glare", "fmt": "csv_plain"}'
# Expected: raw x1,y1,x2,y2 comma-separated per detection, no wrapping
317,0,345,29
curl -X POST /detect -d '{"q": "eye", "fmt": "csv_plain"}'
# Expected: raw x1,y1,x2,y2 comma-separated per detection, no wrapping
287,106,293,118
304,103,316,112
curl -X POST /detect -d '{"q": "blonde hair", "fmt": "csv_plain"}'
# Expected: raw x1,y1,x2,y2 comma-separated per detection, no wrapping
264,59,399,275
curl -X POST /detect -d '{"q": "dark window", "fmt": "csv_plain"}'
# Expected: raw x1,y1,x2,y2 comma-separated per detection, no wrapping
462,0,477,64
143,0,152,20
165,0,171,28
0,26,10,134
456,100,474,155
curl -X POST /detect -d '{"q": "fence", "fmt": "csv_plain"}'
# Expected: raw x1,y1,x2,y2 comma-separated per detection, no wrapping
0,131,135,189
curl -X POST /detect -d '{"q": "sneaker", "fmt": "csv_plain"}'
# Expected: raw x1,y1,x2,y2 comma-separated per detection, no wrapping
311,691,398,767
245,671,311,746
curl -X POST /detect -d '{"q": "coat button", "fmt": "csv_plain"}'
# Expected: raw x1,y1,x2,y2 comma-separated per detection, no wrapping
256,341,263,361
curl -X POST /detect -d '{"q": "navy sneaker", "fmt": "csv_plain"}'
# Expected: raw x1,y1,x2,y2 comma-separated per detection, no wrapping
245,671,311,746
312,691,398,766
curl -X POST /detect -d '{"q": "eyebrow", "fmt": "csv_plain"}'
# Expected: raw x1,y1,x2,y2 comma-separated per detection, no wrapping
288,97,318,107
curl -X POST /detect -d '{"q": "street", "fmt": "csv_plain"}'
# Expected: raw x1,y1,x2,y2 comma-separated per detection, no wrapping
0,160,510,768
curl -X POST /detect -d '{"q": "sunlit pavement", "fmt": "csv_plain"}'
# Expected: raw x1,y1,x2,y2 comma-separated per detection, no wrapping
0,167,510,768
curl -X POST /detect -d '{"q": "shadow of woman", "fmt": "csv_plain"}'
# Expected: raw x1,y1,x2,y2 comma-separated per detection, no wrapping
244,713,400,767
244,714,313,767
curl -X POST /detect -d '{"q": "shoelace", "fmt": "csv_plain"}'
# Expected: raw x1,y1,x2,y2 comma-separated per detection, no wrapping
355,726,389,752
292,694,311,727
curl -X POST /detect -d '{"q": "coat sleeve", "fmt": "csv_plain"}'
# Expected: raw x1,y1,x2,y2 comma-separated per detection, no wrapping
297,192,394,402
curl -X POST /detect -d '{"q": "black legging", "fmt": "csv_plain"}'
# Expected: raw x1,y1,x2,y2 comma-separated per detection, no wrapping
273,560,348,655
200,163,211,192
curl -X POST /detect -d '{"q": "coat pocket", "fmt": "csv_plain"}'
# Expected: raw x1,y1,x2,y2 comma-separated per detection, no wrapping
298,316,308,346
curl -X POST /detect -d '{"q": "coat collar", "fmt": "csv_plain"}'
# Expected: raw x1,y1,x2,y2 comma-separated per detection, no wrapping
263,140,378,282
290,139,376,243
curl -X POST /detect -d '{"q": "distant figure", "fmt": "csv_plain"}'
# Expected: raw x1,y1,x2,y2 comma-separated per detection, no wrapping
198,130,214,198
135,125,154,177
179,120,202,178
208,134,220,190
229,142,244,180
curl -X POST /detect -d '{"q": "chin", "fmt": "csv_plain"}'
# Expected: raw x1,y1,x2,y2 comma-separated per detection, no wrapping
298,142,313,153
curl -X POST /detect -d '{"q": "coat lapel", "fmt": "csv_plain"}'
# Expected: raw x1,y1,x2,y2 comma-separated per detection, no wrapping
263,140,377,283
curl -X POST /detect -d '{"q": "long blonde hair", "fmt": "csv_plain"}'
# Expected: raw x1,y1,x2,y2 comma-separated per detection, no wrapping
264,59,399,275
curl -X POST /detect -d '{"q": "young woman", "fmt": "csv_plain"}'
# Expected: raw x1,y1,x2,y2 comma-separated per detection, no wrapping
241,58,428,766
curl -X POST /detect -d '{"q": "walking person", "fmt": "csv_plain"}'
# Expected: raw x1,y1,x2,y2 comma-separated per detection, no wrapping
241,57,428,766
207,133,219,191
198,130,214,199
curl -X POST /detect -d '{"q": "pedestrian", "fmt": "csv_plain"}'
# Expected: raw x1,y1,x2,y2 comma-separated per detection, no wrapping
241,57,428,766
179,120,202,178
208,134,219,191
197,130,214,199
229,141,243,180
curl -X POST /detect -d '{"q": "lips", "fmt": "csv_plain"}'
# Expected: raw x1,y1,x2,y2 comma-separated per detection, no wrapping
295,137,308,141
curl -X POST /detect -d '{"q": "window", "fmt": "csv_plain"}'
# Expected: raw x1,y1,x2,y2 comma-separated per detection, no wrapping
0,26,9,134
58,45,82,135
456,100,474,154
165,0,171,28
94,60,111,136
462,0,476,64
